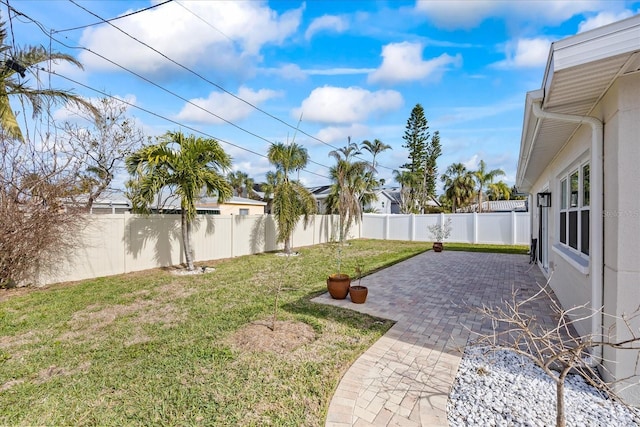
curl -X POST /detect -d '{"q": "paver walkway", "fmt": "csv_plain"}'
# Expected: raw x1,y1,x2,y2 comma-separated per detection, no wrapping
313,250,559,426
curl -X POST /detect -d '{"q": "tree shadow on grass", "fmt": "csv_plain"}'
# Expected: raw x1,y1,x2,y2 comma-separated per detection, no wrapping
281,289,395,335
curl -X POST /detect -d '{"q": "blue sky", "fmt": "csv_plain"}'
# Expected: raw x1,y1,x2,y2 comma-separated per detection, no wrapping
7,0,640,191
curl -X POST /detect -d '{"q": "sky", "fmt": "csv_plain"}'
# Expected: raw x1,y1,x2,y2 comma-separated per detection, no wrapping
6,0,640,193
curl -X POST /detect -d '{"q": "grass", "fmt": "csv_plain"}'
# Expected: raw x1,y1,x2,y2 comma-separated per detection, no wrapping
0,239,434,426
443,242,529,255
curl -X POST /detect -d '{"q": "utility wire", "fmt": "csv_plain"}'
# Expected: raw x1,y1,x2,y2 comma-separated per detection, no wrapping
10,4,333,179
66,0,396,172
54,0,173,33
173,1,235,45
46,69,331,181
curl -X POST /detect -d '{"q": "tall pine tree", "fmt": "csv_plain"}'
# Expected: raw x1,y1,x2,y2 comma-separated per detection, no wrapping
398,104,442,213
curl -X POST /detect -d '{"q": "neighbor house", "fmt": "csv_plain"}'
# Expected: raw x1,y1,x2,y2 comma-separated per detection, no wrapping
516,15,640,404
147,195,266,215
197,196,266,216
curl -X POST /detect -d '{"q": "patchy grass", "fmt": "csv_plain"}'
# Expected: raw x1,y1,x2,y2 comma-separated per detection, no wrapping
442,242,529,255
0,239,430,426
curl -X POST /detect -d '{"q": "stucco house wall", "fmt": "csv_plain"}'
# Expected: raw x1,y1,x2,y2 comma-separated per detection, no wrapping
600,73,640,403
528,124,593,336
517,16,640,405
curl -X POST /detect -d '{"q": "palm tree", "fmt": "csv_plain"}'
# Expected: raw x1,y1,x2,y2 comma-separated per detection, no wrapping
327,139,372,242
361,138,391,171
227,170,258,199
126,131,232,271
0,23,96,141
260,171,279,214
473,160,505,213
441,163,476,213
487,180,511,201
267,142,316,255
393,169,419,214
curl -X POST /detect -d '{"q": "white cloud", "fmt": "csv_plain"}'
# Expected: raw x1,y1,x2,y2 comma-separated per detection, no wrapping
415,1,499,30
578,10,635,33
293,86,403,124
368,42,461,85
435,100,521,125
259,64,375,80
52,94,137,122
176,86,281,124
493,38,551,69
315,124,370,145
415,0,610,30
79,1,303,75
463,154,480,171
305,15,348,40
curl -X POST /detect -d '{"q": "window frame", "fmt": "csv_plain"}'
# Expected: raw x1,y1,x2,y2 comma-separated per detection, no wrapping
558,161,590,257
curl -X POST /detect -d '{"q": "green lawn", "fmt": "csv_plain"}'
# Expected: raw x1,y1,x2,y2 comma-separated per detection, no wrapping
0,239,528,425
0,239,433,426
442,242,528,255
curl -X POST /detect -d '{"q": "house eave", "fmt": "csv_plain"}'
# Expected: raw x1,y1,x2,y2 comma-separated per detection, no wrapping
516,14,640,193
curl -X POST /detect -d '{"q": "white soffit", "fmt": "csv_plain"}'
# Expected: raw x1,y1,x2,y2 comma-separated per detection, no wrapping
517,14,640,191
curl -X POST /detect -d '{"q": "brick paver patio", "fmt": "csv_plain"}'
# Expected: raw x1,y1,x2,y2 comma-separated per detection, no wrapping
313,250,558,426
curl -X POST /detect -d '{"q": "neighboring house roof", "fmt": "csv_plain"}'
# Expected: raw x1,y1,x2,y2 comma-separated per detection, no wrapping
199,196,266,207
517,14,640,192
460,200,527,213
309,185,332,199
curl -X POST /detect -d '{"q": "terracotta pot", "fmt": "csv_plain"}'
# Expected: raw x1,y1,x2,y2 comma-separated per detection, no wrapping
433,242,444,252
327,273,351,299
349,285,368,304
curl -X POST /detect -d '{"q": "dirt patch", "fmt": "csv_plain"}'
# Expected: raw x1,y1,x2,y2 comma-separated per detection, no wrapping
0,330,40,350
0,361,91,392
61,283,194,344
229,320,316,355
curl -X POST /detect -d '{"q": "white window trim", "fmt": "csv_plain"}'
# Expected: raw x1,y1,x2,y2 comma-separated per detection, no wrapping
557,158,590,262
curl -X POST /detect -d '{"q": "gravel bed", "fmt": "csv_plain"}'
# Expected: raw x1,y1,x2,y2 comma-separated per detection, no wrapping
448,346,640,426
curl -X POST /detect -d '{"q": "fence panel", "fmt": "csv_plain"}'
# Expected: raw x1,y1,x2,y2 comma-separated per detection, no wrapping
388,215,412,241
362,212,530,245
477,213,511,244
361,214,386,239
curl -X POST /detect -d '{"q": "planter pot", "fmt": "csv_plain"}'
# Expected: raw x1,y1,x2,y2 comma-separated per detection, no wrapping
327,273,351,299
349,285,368,304
433,242,444,252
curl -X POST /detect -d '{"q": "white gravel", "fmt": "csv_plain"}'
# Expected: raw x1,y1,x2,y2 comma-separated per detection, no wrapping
448,346,640,426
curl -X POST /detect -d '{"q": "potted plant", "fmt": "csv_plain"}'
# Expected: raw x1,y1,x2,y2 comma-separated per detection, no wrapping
428,218,452,252
349,260,367,304
327,241,350,299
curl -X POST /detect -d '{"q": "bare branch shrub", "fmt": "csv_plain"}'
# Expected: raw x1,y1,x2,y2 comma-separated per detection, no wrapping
62,97,145,211
0,131,85,287
473,282,640,427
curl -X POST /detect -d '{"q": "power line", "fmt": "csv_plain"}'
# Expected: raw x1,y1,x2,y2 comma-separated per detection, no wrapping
54,0,173,33
47,69,332,182
8,5,333,181
173,1,235,45
65,0,396,172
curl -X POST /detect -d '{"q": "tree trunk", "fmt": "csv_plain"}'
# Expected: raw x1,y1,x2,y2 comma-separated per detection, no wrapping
182,211,195,271
283,236,291,255
556,370,568,427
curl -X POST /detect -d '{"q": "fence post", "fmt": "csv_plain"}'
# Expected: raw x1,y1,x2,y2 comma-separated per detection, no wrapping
473,212,478,244
230,215,235,257
385,214,390,240
123,211,130,273
511,211,517,245
410,214,415,241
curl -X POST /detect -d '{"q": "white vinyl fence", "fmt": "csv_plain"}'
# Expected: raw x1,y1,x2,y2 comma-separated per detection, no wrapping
35,212,529,286
360,212,530,245
37,213,345,286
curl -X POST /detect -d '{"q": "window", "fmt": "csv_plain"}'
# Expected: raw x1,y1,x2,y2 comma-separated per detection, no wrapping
239,208,249,216
559,163,589,255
